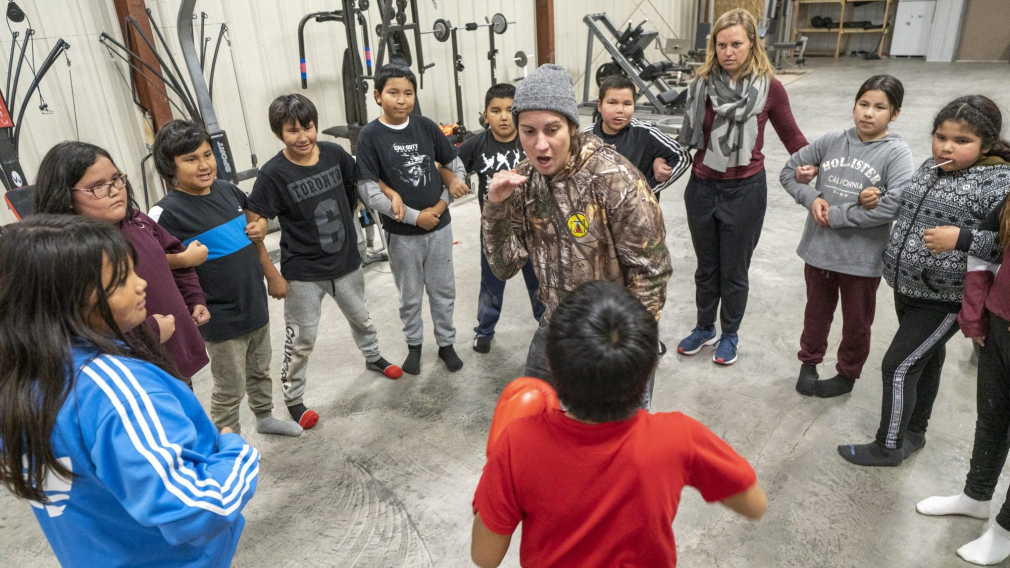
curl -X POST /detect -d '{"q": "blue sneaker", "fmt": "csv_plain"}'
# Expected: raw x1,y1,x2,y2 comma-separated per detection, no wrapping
677,326,718,355
713,333,739,365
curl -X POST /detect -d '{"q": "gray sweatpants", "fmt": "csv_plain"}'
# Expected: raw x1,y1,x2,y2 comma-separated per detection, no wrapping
386,224,456,347
281,268,381,407
205,323,274,433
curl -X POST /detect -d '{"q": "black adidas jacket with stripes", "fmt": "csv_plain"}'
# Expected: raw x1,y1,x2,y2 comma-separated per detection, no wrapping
582,118,691,193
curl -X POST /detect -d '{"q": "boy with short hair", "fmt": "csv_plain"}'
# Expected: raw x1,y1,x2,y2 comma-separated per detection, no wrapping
471,281,766,567
583,75,692,196
246,94,402,430
355,63,468,374
149,119,302,437
457,83,544,354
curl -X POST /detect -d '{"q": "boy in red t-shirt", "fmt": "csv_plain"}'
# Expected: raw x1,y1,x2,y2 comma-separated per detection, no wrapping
471,281,767,567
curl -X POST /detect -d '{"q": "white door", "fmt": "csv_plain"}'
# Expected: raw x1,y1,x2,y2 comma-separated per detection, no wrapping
891,0,937,57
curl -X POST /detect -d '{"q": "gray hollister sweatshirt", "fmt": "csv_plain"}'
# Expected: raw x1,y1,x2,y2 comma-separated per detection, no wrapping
779,128,914,277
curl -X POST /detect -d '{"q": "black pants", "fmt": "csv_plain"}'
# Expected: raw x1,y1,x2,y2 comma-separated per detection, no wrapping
684,170,767,334
875,292,960,449
965,313,1010,529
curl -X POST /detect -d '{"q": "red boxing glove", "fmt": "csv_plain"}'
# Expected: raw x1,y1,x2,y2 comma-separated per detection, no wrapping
486,377,561,456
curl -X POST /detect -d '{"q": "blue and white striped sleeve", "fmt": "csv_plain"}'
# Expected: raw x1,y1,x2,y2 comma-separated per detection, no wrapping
632,119,692,192
84,355,259,547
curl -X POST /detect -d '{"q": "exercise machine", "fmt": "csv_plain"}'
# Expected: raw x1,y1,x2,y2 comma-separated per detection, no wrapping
425,12,513,141
580,14,690,117
1,1,73,220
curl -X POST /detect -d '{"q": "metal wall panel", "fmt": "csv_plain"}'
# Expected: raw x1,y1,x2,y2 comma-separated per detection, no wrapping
2,0,695,226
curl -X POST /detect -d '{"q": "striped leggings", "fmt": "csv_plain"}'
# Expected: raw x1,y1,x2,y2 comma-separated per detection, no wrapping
874,292,961,450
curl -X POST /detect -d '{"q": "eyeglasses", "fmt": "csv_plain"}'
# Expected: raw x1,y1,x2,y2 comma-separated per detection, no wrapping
72,174,128,199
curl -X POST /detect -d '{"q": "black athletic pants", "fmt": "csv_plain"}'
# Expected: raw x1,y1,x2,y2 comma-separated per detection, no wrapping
964,313,1010,530
874,292,960,450
684,170,767,335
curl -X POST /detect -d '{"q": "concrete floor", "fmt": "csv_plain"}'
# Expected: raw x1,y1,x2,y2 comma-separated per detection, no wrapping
4,59,1010,567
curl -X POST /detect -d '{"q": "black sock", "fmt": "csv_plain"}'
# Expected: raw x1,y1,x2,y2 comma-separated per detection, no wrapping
287,403,309,422
402,344,422,375
473,336,492,354
903,431,926,458
796,364,818,396
838,441,903,467
813,374,855,398
438,345,464,372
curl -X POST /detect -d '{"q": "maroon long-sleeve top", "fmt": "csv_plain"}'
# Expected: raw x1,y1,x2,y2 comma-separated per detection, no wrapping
691,78,807,181
119,210,209,378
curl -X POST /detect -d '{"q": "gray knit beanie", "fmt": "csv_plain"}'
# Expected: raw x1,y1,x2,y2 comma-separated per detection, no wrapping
512,64,579,126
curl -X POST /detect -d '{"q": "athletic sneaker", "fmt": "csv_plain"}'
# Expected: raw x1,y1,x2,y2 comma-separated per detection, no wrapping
677,326,717,355
713,333,739,365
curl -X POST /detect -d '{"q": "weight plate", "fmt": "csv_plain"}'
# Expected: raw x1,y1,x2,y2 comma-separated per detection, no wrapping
595,62,625,87
396,0,408,10
491,13,508,35
342,48,361,124
811,16,824,28
395,10,406,25
514,50,527,66
433,18,451,42
358,0,369,11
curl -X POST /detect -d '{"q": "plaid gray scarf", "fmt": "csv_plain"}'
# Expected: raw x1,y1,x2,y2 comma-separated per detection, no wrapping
681,69,769,173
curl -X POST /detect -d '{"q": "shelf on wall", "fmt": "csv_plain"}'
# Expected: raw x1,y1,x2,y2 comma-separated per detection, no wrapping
792,0,896,58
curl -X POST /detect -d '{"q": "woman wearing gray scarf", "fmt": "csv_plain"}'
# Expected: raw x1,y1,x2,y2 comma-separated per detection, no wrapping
676,8,807,365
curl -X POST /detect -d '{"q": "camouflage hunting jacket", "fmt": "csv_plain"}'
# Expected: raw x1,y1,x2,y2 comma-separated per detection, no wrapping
481,134,672,321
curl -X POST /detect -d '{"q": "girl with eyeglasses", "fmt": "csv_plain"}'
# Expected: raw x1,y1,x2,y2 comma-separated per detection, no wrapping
34,141,211,384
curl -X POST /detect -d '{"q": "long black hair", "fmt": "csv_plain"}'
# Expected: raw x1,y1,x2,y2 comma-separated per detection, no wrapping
33,141,140,217
0,215,177,503
933,95,1010,162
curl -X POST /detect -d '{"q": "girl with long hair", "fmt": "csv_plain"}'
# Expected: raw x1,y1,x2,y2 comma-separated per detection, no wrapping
33,141,210,381
0,215,258,567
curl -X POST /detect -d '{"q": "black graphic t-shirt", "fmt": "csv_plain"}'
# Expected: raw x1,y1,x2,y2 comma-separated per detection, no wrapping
247,141,361,281
354,115,458,235
457,128,524,210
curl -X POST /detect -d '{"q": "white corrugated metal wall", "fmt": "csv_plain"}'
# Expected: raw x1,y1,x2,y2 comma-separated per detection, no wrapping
2,0,695,225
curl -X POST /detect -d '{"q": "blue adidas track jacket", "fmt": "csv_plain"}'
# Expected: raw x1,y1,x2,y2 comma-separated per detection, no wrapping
27,347,259,567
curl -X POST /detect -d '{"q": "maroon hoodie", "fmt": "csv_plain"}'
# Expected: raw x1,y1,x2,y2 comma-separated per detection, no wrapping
119,209,209,378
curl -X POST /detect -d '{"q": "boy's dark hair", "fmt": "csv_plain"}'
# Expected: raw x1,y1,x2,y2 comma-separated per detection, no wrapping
855,75,903,115
374,63,416,93
152,119,212,181
598,75,637,101
34,141,140,217
546,281,657,422
484,83,516,110
268,93,318,138
933,95,1010,162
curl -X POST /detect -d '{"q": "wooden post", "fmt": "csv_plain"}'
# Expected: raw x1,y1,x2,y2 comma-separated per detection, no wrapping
112,0,173,130
535,0,555,66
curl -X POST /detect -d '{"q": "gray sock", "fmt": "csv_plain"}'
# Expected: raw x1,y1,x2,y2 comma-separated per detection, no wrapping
256,415,303,437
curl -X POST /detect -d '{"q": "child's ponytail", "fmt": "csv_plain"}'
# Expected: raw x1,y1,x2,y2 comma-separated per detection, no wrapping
933,95,1010,162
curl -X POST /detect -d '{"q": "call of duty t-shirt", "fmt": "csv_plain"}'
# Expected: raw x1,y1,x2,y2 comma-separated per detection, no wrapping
457,128,525,210
247,141,361,282
354,115,458,236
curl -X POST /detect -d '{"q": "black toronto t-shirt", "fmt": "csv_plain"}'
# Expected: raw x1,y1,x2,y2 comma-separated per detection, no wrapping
457,128,525,210
247,142,361,281
354,116,458,235
149,180,269,343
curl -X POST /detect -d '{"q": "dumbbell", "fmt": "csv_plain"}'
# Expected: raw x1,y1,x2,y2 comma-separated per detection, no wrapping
463,13,513,35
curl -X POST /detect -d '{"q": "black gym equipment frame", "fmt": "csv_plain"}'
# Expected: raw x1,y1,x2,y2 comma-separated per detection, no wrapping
580,14,687,117
1,5,71,220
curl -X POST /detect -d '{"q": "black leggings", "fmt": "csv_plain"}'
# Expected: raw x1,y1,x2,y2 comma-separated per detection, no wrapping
874,292,960,450
965,313,1010,530
684,170,767,334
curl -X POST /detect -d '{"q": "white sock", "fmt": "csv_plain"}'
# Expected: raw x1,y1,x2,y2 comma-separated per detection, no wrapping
958,524,1010,565
256,415,303,437
916,493,990,519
